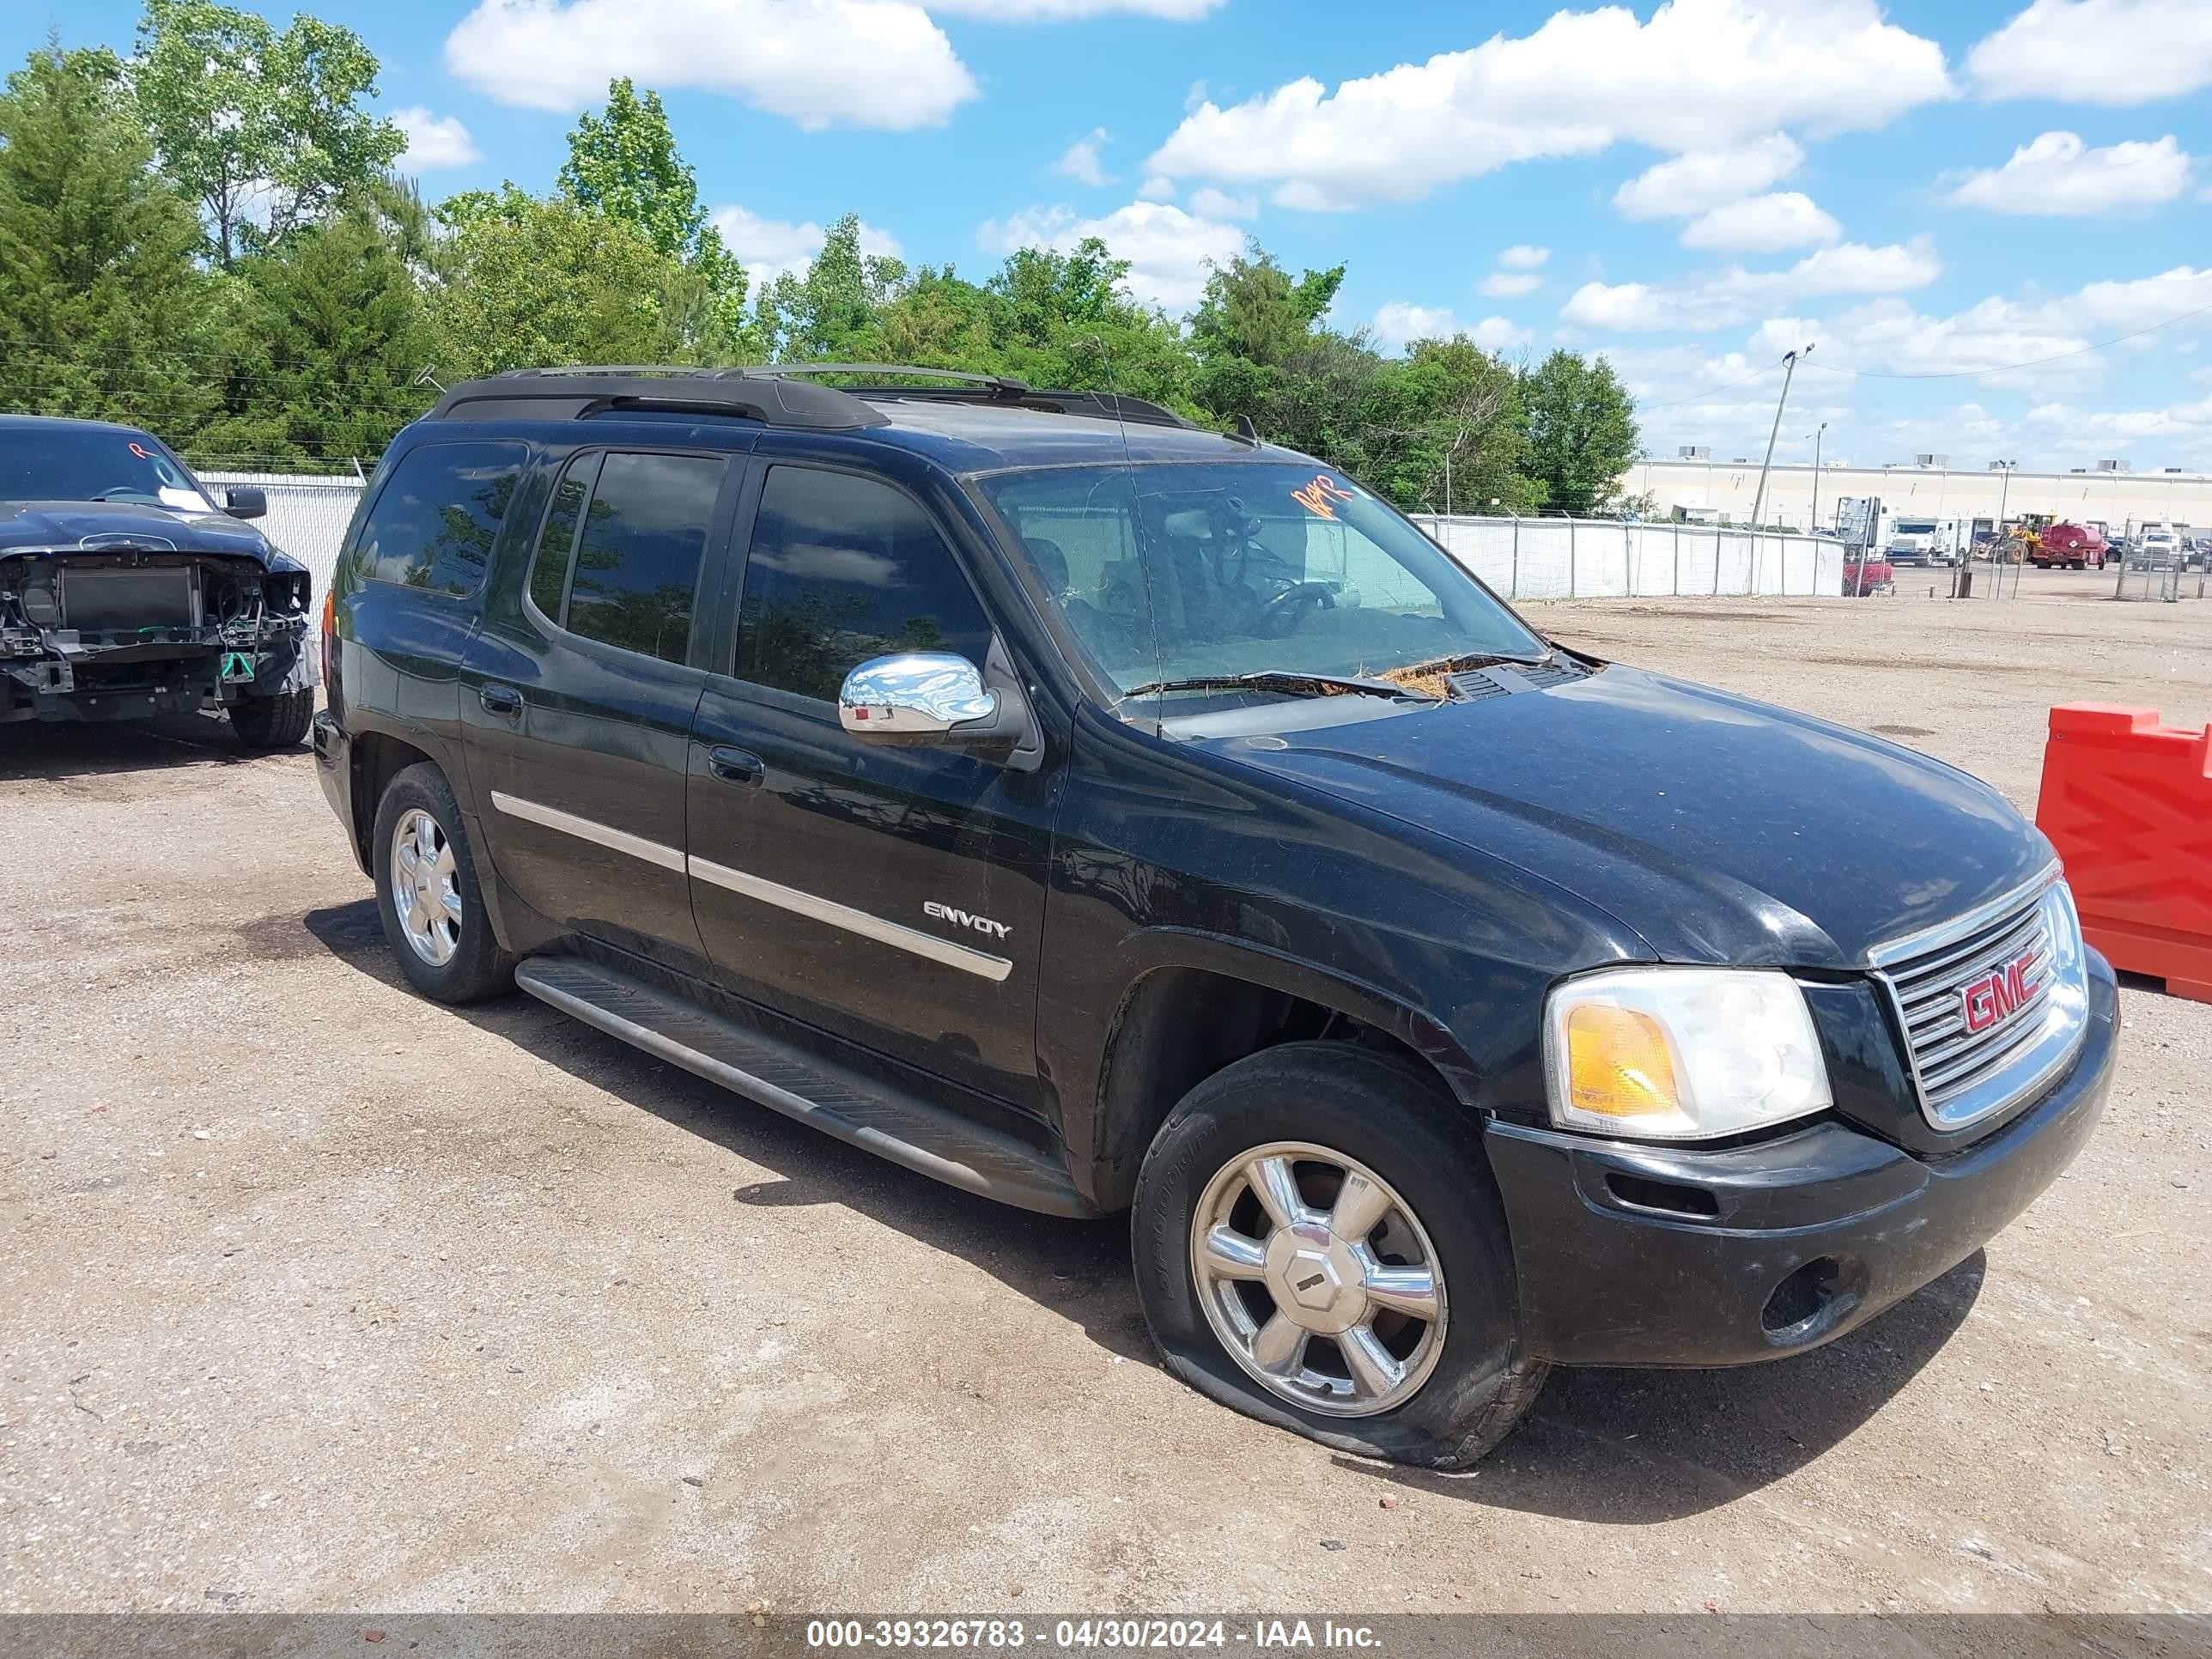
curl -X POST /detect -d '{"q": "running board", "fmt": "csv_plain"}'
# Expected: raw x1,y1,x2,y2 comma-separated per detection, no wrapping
514,957,1102,1218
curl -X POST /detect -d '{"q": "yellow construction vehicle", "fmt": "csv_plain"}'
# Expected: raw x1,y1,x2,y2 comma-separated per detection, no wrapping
2002,513,2053,563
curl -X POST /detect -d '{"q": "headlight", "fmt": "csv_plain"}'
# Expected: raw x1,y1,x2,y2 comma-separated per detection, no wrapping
1542,967,1833,1140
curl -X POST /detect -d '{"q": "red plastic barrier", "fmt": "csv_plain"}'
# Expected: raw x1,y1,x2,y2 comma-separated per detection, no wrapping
2035,704,2212,1003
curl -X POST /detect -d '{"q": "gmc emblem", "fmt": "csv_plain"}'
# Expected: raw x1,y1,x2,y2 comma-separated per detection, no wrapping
1961,951,2039,1035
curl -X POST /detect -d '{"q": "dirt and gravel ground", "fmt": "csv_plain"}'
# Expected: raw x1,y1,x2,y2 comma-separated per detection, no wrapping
3,568,2208,1618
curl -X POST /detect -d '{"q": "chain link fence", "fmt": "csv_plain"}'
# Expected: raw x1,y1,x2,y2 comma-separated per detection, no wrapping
1410,515,1847,600
2112,553,2209,603
199,470,366,606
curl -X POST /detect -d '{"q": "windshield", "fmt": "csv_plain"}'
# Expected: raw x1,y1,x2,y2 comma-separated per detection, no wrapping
975,461,1544,696
1895,520,1936,535
0,427,214,512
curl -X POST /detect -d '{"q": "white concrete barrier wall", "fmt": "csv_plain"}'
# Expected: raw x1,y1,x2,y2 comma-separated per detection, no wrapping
1412,515,1846,600
192,477,1851,610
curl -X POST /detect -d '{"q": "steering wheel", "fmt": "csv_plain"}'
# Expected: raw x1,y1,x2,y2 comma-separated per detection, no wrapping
91,486,150,501
1250,582,1334,640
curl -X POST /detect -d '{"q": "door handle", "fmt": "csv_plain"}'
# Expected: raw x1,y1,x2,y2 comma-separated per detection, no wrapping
708,746,765,787
479,684,523,716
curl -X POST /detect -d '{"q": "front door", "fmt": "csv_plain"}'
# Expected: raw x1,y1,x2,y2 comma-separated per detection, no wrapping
686,459,1060,1112
461,445,740,969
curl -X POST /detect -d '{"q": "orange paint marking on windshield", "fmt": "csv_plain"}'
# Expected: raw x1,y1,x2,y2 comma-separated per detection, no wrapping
128,442,153,459
1291,474,1357,520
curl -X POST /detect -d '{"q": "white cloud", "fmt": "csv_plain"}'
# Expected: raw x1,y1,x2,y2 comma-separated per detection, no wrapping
2019,395,2212,456
1137,175,1176,201
1966,0,2212,105
978,200,1243,310
1739,264,2212,385
1370,303,1459,351
930,0,1222,14
1470,316,1535,352
711,205,902,288
1145,1,1948,209
1055,129,1113,186
1680,191,1841,252
1945,131,2193,215
445,0,978,128
1613,134,1805,220
1479,271,1541,298
391,106,480,169
1370,305,1530,354
1562,239,1942,331
1498,244,1549,270
1188,186,1257,220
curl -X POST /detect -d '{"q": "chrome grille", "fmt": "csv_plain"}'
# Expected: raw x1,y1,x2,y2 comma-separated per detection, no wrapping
1870,872,2091,1133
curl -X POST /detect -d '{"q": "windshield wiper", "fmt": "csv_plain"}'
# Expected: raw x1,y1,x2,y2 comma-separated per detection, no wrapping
1396,647,1554,678
1120,670,1439,703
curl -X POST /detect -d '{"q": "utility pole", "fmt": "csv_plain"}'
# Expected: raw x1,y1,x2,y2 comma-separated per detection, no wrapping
1444,447,1453,519
1808,422,1827,531
1750,344,1813,532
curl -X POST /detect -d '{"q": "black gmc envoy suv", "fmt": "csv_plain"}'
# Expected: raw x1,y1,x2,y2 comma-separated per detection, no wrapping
315,366,2115,1468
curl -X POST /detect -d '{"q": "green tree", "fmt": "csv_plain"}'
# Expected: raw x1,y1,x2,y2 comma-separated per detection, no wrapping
0,41,214,436
556,77,746,348
1520,349,1640,516
191,210,433,467
426,186,717,378
131,0,404,266
1188,245,1343,368
756,213,907,362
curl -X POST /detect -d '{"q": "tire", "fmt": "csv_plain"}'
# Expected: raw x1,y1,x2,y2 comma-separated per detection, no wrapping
1132,1042,1547,1468
371,762,514,1004
229,688,314,749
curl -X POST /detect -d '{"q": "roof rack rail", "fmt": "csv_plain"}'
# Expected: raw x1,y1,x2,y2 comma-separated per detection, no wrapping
756,362,1036,396
430,367,888,430
804,373,1199,432
427,362,1204,434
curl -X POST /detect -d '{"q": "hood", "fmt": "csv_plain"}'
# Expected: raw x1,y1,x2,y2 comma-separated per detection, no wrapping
1203,665,2052,969
0,500,277,564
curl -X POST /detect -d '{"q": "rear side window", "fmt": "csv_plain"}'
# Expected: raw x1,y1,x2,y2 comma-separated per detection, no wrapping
733,465,994,702
354,441,525,595
527,458,592,622
527,451,726,665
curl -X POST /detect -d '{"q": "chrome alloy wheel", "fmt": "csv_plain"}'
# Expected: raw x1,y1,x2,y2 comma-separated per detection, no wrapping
391,807,462,967
1189,1140,1448,1418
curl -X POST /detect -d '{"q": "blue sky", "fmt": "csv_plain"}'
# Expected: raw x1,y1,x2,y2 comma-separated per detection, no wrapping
9,0,2210,471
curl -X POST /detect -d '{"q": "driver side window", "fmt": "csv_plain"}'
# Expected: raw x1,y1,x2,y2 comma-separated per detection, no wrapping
732,465,995,703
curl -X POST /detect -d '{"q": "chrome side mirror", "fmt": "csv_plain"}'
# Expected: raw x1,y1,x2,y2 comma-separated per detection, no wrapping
839,653,999,738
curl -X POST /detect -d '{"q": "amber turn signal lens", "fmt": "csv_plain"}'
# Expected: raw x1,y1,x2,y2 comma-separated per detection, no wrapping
1563,1003,1680,1119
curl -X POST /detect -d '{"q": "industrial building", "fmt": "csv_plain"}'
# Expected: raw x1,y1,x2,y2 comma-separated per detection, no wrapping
1624,449,2209,535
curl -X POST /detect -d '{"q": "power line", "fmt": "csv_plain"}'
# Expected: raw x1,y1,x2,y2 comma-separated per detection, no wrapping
1633,358,1784,414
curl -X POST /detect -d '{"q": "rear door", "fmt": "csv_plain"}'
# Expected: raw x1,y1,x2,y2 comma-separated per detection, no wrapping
684,456,1060,1111
461,443,744,967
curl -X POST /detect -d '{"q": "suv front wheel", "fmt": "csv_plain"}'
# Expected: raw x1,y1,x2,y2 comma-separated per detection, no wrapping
228,688,314,749
1133,1042,1547,1468
371,762,514,1004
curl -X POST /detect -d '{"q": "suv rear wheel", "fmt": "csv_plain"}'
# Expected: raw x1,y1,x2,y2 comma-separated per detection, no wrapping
1132,1042,1547,1468
371,762,514,1004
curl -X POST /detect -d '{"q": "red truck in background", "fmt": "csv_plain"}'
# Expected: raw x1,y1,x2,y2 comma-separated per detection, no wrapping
2031,522,2108,569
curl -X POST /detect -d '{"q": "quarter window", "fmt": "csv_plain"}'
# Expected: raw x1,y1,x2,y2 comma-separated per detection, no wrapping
733,466,994,702
535,452,725,665
354,441,525,595
527,458,592,623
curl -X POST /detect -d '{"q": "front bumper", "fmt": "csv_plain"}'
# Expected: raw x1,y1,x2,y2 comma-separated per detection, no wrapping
1486,951,2118,1367
311,709,364,872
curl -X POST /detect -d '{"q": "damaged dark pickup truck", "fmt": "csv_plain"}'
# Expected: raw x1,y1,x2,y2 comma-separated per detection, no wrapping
0,415,315,746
